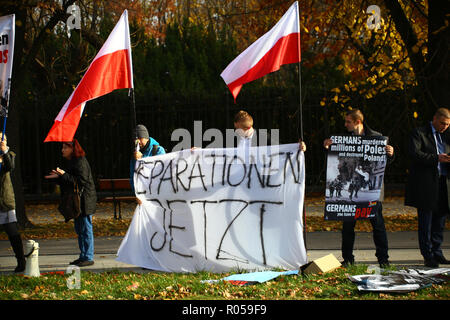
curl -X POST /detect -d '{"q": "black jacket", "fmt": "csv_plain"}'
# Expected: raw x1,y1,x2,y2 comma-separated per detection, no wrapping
405,123,450,210
59,156,97,216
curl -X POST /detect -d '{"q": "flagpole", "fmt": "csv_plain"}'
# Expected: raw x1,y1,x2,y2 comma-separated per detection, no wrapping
297,3,303,141
295,2,308,254
298,65,303,139
129,88,138,151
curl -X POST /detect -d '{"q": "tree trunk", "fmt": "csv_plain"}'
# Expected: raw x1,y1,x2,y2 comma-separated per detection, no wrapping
384,0,449,114
426,0,450,108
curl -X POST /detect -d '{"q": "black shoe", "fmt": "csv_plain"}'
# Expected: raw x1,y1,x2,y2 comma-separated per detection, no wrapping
434,255,450,264
342,259,354,267
424,258,439,268
14,258,26,273
77,260,94,267
69,259,82,265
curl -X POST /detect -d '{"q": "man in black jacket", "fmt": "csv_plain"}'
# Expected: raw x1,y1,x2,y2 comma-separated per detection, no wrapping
405,107,450,267
324,109,394,267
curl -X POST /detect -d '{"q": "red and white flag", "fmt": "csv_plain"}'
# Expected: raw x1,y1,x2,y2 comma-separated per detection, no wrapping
220,1,300,101
44,10,133,142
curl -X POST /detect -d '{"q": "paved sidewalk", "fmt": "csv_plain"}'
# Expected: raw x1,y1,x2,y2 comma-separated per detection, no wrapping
1,231,449,275
0,196,447,275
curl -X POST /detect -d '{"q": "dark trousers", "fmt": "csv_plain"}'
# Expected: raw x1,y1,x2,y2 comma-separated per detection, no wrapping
341,203,389,263
1,222,25,262
417,176,448,260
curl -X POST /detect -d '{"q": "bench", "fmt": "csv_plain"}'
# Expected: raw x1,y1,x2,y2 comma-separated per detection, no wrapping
98,178,135,219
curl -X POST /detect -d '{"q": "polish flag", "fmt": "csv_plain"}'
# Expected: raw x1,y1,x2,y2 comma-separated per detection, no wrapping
220,1,300,101
44,10,133,142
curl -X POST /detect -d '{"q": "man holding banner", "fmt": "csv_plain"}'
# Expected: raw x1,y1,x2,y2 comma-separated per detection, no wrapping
324,109,394,267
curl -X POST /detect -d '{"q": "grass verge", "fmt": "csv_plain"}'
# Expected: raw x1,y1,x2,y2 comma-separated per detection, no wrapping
0,264,448,300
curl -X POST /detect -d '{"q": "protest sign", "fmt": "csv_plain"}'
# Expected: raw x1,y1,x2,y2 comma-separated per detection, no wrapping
117,143,307,273
0,14,14,115
324,135,388,220
349,268,450,293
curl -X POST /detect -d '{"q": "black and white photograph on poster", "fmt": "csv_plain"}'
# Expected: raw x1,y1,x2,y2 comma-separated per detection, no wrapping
324,135,388,221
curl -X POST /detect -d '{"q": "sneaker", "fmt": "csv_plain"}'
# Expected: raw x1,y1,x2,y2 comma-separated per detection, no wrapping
77,260,94,267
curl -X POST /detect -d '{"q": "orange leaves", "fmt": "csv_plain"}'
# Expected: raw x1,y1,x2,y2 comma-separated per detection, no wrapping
126,282,140,291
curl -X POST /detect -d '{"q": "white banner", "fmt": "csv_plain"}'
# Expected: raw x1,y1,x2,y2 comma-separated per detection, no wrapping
117,143,307,273
0,14,14,111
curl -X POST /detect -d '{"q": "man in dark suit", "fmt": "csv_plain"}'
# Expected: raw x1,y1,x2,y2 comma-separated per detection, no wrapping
324,109,394,267
405,107,450,267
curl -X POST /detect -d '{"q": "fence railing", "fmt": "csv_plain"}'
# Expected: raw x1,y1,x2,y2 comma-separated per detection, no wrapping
17,86,417,195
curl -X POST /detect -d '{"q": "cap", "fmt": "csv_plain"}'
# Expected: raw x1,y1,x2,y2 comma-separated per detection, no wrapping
136,124,149,139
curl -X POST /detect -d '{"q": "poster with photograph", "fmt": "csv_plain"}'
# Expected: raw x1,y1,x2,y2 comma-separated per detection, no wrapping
324,135,388,221
348,268,450,293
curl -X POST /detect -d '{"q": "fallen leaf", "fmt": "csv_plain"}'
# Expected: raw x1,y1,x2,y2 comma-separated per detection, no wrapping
127,282,140,291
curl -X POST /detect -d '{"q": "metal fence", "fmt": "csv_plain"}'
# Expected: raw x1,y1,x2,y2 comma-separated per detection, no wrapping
17,85,419,195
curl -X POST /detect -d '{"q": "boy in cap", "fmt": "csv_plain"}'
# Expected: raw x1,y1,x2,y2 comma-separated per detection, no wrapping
130,124,165,197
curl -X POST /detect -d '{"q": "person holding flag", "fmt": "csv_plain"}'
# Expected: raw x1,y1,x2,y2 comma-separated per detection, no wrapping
130,124,165,199
233,110,306,151
42,10,133,265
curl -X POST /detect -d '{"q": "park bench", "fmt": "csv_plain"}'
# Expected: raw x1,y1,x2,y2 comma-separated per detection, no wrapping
98,178,135,219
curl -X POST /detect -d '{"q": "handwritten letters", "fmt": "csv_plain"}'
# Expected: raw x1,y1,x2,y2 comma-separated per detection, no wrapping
117,144,307,273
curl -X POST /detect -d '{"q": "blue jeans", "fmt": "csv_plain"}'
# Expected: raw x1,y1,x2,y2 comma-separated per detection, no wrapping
74,215,94,261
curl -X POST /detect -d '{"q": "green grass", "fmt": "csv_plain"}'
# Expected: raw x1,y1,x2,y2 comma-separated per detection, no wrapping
0,265,448,300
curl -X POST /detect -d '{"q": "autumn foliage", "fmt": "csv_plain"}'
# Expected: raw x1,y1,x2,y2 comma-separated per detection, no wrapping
0,1,447,226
